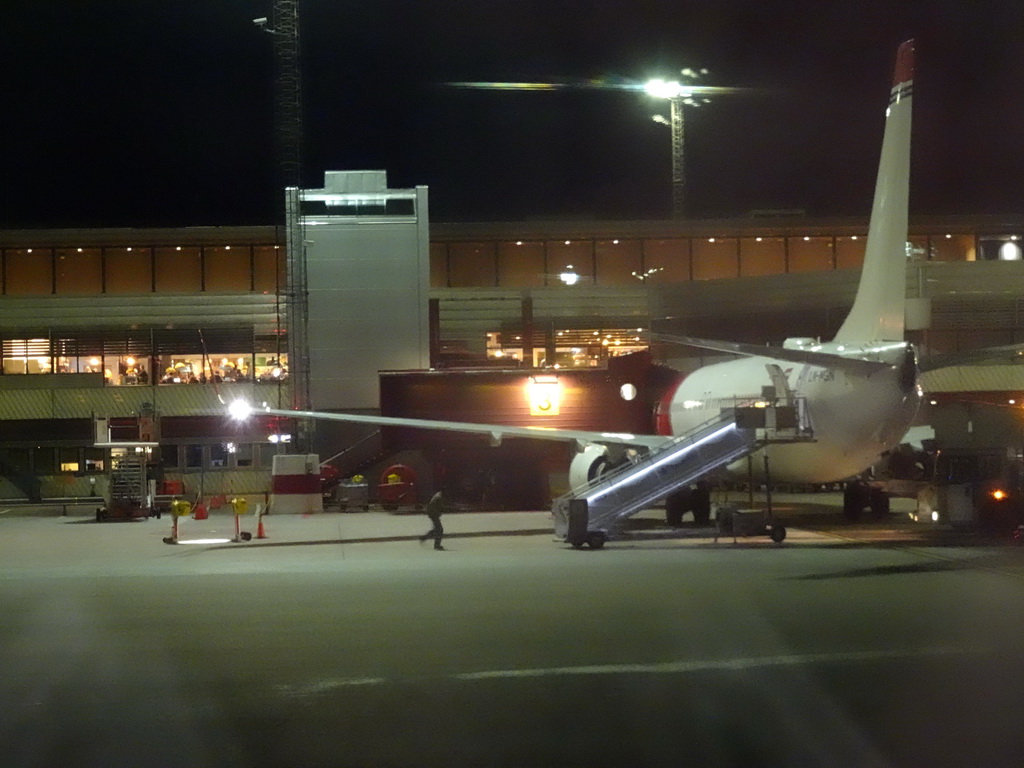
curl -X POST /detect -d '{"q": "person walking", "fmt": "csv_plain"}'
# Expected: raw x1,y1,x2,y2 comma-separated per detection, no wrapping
419,489,446,550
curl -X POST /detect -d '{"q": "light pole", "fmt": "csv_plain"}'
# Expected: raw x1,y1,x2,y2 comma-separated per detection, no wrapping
645,69,711,219
444,72,751,220
255,2,312,452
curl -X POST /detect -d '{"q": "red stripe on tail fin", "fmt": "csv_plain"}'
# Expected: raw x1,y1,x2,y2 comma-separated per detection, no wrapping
893,39,914,86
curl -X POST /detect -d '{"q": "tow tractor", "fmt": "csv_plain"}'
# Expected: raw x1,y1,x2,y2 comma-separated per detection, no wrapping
919,449,1024,532
854,441,1024,533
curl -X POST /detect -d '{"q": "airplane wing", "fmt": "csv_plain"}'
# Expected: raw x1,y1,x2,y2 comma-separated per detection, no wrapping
246,404,673,451
650,333,894,376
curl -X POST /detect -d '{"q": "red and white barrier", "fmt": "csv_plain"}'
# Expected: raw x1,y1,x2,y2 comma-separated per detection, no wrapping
270,454,324,514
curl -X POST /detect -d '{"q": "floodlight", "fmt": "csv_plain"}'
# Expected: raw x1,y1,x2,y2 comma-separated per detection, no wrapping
228,399,253,421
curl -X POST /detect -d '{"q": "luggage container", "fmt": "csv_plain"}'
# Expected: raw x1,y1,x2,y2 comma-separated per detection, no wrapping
338,479,370,512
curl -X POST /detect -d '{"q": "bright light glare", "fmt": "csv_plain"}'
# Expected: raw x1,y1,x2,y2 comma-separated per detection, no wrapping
228,400,253,420
180,538,232,545
645,78,690,99
999,242,1022,261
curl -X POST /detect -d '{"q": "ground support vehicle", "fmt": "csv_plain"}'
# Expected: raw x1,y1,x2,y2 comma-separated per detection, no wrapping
858,446,1024,534
713,505,787,544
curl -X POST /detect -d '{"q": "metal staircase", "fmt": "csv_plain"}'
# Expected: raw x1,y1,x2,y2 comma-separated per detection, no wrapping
552,403,813,548
110,453,146,511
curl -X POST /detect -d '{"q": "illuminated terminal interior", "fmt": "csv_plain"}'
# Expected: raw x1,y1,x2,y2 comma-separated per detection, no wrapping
2,338,287,386
486,329,649,367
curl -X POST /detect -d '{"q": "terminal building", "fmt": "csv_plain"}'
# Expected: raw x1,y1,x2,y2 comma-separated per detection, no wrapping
1,171,1022,506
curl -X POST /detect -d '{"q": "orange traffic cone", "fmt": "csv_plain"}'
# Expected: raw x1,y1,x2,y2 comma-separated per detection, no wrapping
193,502,208,520
256,507,268,539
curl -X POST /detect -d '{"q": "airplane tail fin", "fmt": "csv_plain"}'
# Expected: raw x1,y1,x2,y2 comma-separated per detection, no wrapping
833,39,914,344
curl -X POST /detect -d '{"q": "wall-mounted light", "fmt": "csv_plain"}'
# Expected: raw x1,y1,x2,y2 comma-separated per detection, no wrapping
999,241,1022,261
559,271,580,285
528,375,561,416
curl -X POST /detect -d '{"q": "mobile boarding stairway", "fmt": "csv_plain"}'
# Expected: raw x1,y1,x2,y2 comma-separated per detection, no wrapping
552,402,813,549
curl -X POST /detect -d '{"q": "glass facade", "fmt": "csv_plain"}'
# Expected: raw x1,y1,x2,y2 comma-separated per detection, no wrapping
486,328,648,369
739,237,786,277
0,226,1001,297
594,239,642,286
692,238,739,280
498,241,545,288
0,225,1015,382
429,230,988,287
55,248,103,294
5,248,52,295
643,238,690,283
930,234,974,262
204,245,252,292
0,243,281,295
0,330,287,386
447,242,497,287
835,236,867,270
547,241,594,286
104,247,153,293
787,236,834,272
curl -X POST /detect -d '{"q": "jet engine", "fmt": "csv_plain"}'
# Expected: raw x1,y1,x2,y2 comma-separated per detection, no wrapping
568,443,637,489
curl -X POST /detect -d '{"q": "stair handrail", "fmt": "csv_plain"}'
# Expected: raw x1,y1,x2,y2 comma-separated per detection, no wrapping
555,395,812,507
555,409,742,507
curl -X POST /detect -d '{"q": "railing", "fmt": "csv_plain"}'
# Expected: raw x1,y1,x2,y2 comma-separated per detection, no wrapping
554,410,735,508
553,400,814,542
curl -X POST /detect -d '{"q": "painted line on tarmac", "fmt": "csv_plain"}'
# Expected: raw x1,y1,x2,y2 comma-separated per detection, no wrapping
277,645,987,696
279,677,388,695
454,645,986,681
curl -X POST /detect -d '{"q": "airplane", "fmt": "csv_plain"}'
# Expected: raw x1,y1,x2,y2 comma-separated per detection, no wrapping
229,38,920,529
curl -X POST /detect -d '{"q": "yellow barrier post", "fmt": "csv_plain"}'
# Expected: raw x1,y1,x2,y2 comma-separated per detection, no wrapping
163,499,192,545
230,497,252,542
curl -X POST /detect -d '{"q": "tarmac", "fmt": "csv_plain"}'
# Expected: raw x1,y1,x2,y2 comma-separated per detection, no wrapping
4,491,1023,584
0,490,954,553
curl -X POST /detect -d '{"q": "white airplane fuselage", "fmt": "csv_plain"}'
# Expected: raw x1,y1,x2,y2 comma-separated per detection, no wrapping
659,341,921,483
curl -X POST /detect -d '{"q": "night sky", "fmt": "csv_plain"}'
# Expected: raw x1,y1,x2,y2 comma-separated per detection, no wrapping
2,1,1023,228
